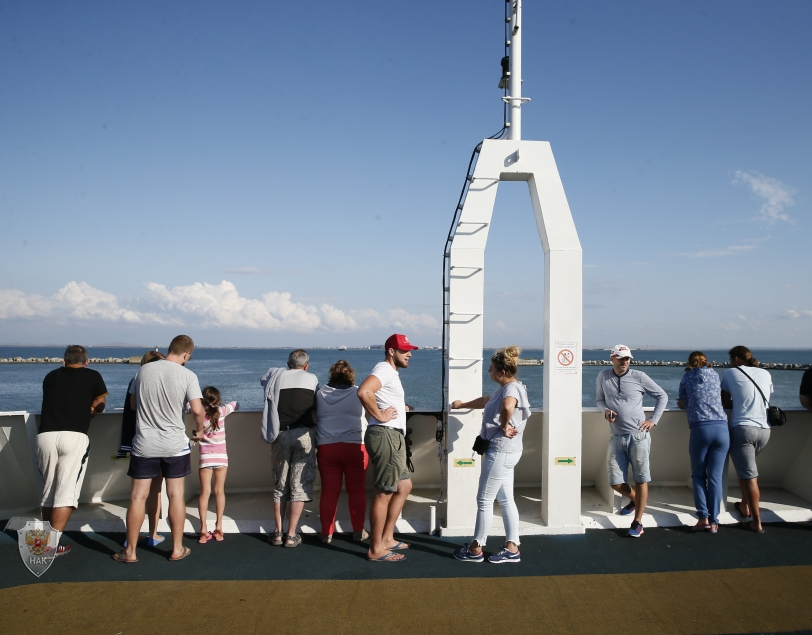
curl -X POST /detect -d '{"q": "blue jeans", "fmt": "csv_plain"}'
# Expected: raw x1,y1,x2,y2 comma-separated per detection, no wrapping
473,450,522,547
689,424,730,524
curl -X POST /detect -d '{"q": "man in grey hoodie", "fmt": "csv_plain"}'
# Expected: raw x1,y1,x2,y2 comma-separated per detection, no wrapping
596,344,668,538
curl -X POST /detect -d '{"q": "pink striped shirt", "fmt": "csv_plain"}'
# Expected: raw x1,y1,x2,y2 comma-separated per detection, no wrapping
199,402,239,468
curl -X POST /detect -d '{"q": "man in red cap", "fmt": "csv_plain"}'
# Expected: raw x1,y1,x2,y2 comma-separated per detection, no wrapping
357,333,418,561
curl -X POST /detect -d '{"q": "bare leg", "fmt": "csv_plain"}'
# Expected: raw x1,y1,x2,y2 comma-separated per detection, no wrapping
633,482,648,523
382,478,412,549
286,501,305,539
124,478,152,561
367,491,402,560
740,478,762,531
198,469,212,537
212,467,228,538
165,477,187,559
274,501,287,535
146,477,163,540
611,482,636,505
738,480,752,517
42,506,73,531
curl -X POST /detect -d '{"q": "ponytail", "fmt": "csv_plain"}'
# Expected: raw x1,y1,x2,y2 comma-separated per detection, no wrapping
202,386,222,430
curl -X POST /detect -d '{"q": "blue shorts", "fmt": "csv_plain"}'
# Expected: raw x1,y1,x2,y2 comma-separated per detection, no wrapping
128,454,191,480
608,431,651,485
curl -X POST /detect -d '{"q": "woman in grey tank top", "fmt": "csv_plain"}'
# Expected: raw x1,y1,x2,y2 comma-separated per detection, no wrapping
450,346,531,564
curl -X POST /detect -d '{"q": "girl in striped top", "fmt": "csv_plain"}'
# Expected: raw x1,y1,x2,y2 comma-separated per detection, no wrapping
197,386,239,543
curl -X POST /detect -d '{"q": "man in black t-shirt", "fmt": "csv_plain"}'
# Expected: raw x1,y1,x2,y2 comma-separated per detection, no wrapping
37,345,107,552
800,368,812,413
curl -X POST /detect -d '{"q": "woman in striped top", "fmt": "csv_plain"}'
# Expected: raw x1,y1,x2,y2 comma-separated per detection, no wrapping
197,386,239,543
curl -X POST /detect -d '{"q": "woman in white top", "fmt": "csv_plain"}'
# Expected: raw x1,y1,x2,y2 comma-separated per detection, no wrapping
315,360,369,543
450,346,532,564
721,345,773,533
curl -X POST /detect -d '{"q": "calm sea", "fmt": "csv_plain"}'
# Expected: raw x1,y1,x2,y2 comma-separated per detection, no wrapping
1,346,809,413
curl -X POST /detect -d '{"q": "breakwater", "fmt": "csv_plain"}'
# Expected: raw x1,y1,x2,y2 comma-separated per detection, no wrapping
0,357,140,364
517,359,810,370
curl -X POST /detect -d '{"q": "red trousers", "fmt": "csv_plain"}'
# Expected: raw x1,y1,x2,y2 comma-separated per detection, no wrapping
317,442,368,535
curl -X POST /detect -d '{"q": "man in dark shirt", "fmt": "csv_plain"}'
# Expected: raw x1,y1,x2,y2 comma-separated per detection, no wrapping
260,349,318,548
38,345,107,553
800,369,812,413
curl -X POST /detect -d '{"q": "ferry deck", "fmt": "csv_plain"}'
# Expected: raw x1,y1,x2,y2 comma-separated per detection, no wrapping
2,408,812,634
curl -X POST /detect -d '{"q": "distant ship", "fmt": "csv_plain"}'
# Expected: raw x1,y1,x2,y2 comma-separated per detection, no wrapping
338,345,347,350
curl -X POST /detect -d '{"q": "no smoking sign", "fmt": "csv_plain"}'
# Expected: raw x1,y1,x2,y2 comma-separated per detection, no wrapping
554,341,578,374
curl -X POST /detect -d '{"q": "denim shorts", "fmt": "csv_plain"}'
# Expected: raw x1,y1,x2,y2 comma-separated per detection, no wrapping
729,425,770,480
608,431,651,485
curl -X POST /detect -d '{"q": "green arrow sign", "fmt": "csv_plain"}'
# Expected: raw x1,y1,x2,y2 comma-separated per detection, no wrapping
454,459,476,468
555,457,577,466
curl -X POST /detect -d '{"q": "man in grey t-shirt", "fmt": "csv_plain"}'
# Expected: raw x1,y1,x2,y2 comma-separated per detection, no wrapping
115,335,205,564
596,344,667,538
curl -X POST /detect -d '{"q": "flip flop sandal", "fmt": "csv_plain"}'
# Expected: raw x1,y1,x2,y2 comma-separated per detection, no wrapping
112,550,138,564
368,551,405,562
213,530,224,542
391,540,410,550
169,546,192,561
734,501,752,518
739,521,765,534
198,532,213,544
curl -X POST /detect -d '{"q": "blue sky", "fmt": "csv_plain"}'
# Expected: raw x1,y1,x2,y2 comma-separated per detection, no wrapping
1,1,810,349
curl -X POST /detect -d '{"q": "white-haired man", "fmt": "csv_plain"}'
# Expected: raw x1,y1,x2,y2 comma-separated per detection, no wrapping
596,345,668,538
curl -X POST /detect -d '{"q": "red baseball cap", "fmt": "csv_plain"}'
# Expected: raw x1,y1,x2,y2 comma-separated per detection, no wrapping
385,333,418,351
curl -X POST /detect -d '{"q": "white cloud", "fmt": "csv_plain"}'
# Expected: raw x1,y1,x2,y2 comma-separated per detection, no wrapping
0,282,168,324
733,170,796,222
0,280,438,334
782,309,812,319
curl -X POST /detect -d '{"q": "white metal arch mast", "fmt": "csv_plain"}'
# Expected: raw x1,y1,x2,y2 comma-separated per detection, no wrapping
442,0,583,535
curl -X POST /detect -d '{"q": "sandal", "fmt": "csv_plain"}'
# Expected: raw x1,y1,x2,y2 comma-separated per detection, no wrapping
198,532,213,544
318,534,332,544
213,529,224,542
733,501,751,518
112,550,138,564
169,546,192,561
352,529,369,542
268,531,284,546
368,551,405,562
283,533,302,548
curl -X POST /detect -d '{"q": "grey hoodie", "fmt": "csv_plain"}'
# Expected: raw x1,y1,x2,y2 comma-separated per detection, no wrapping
260,367,285,444
315,384,367,445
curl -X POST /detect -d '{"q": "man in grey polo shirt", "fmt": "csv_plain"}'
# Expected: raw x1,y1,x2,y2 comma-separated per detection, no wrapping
596,344,668,538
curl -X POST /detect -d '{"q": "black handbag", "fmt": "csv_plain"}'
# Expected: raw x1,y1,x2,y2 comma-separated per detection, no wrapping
735,367,787,427
472,435,490,455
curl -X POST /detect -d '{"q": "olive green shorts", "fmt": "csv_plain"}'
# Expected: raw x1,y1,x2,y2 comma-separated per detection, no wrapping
364,425,410,493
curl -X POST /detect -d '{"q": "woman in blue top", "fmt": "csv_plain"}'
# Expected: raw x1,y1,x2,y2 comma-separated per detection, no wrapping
677,351,729,533
450,346,531,564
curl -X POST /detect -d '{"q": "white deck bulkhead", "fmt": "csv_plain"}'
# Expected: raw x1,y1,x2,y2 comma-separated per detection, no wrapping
2,409,811,534
444,139,583,535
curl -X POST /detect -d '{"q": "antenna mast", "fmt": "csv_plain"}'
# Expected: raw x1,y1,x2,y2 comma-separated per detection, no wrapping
505,0,528,141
